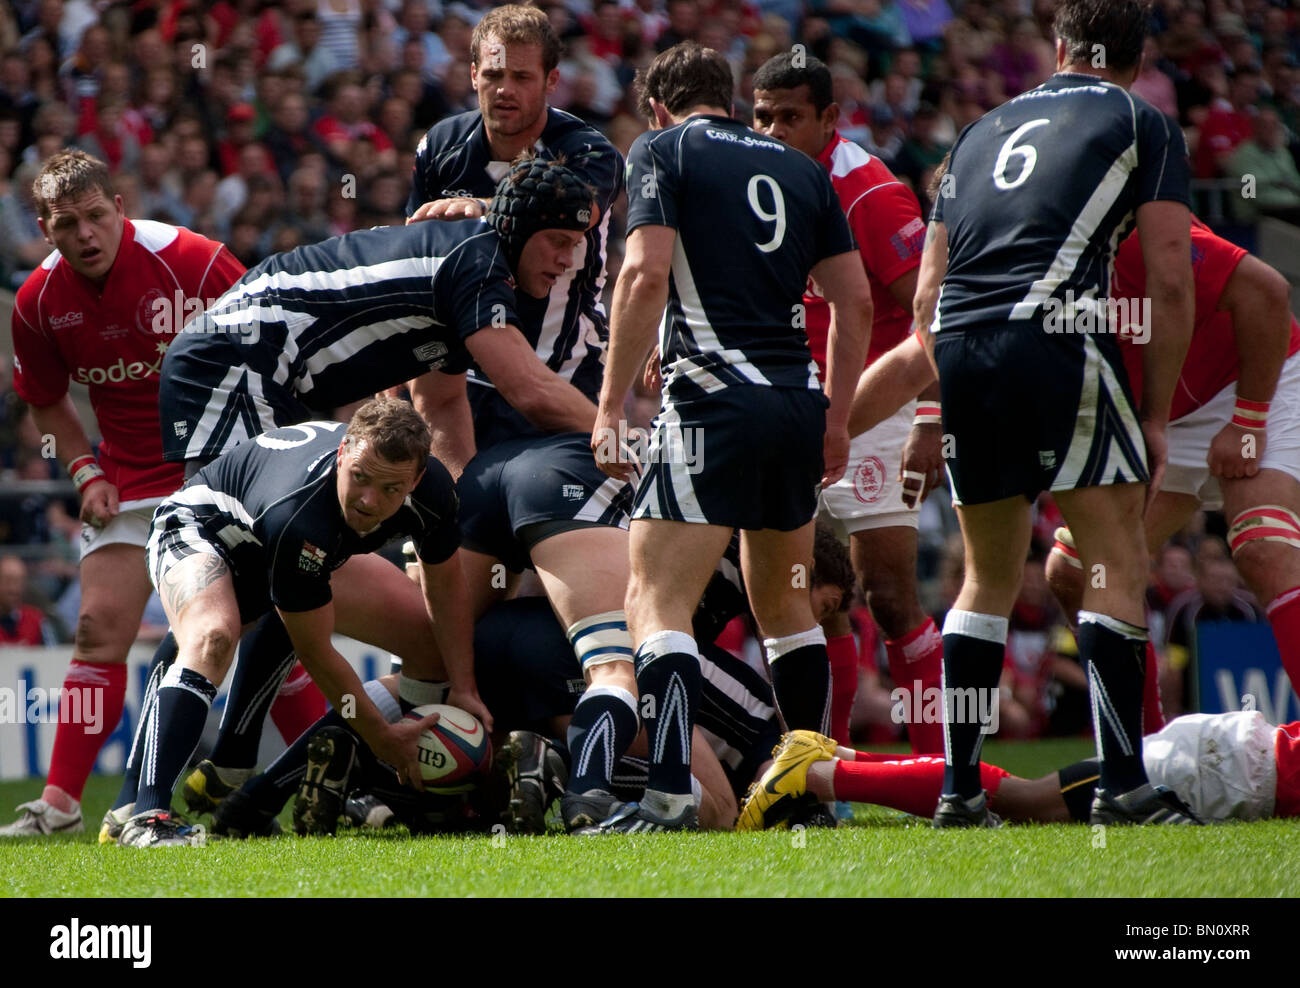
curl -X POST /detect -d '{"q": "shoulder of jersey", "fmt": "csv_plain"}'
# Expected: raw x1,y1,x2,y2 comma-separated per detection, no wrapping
545,107,616,151
418,110,483,159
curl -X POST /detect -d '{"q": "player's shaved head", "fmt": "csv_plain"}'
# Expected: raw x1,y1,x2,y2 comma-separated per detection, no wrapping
752,52,833,114
634,42,733,119
1054,0,1151,73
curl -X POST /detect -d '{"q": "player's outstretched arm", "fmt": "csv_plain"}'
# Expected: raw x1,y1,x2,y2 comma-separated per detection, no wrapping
810,249,873,486
465,324,599,435
29,394,119,527
593,224,673,481
278,602,438,790
847,333,937,437
1136,201,1195,498
1208,254,1293,479
911,221,948,374
408,370,475,479
419,552,492,731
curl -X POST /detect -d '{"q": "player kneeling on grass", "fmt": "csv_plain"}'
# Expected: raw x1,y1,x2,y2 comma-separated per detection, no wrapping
738,710,1300,829
119,398,470,847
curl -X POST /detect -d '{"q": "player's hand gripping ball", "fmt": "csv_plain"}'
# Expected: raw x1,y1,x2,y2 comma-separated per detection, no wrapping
404,704,492,791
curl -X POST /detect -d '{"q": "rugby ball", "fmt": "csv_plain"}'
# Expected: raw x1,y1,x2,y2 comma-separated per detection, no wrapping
405,703,491,789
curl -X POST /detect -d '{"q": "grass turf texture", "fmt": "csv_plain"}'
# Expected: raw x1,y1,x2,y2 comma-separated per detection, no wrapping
2,738,1295,897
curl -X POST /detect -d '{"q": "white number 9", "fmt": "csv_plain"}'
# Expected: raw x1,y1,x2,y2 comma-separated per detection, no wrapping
747,174,787,253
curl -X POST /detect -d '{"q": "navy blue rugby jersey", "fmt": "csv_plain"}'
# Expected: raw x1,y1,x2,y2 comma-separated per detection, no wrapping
408,108,624,447
167,421,459,613
932,73,1189,336
624,115,855,403
169,218,517,412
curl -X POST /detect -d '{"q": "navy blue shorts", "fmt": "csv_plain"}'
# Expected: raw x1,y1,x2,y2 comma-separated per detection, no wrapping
632,386,826,531
934,328,1147,506
159,334,309,463
457,432,635,572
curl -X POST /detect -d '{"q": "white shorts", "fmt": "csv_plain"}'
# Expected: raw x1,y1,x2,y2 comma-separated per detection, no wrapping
1163,351,1300,510
819,400,919,536
1143,710,1279,822
79,498,167,560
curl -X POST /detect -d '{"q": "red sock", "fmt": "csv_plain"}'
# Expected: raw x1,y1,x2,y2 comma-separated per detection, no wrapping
46,660,127,802
1142,638,1164,733
827,634,858,746
1267,587,1300,691
269,663,328,744
832,755,1010,816
885,619,944,754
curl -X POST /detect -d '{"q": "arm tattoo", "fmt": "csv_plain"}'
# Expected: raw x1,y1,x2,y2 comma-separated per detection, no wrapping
160,553,229,616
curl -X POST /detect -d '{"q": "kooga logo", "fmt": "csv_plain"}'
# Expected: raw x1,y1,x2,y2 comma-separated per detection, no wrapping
49,919,151,968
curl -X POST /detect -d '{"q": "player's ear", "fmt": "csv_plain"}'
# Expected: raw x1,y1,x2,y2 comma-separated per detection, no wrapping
36,216,54,248
649,98,671,130
113,194,125,218
545,66,559,96
1055,38,1067,71
821,102,840,133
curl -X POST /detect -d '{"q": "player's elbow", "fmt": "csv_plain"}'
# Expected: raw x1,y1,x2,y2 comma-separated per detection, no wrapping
619,260,669,300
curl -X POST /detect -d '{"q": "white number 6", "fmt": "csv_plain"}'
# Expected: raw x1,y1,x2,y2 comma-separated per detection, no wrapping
993,119,1050,191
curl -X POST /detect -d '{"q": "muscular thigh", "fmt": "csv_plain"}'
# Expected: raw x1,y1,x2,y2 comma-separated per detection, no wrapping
76,543,153,657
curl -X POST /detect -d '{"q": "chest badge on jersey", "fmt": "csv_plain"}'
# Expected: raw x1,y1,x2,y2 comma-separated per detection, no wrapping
298,542,328,573
853,456,887,504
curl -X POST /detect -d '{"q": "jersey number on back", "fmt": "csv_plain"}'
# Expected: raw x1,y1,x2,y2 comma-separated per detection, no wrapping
993,119,1050,191
747,175,786,253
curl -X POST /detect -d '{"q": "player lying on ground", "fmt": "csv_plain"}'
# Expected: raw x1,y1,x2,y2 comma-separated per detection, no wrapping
590,42,873,833
752,51,946,754
115,399,469,847
737,710,1300,829
0,151,327,838
1046,219,1300,697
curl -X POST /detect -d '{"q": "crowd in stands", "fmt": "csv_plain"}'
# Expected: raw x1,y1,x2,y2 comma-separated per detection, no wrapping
1,0,1296,735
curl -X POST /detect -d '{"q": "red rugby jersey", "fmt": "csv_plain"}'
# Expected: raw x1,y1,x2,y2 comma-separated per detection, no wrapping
804,134,925,380
1115,218,1300,421
11,219,245,500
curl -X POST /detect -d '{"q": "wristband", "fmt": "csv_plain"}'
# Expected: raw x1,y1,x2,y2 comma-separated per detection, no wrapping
68,454,106,495
914,402,942,426
1231,397,1269,431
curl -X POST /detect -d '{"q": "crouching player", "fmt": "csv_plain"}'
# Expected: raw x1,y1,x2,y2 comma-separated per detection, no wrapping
118,398,472,846
739,709,1299,827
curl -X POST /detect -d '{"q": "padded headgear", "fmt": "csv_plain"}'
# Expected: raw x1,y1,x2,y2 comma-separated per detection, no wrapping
486,155,595,267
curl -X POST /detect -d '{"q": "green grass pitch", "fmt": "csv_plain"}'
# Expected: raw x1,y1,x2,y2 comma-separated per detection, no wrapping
2,738,1296,897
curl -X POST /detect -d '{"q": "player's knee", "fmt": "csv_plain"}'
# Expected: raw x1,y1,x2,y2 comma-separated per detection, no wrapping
188,623,238,668
1227,505,1300,599
73,606,132,659
863,582,917,638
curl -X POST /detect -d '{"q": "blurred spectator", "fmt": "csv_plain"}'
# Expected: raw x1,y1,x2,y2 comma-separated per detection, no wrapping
392,0,452,81
1195,66,1262,178
1163,542,1266,717
893,100,949,192
268,11,343,94
317,0,364,73
313,74,395,174
1146,542,1196,649
214,141,276,232
1227,106,1300,226
74,94,142,174
263,90,328,183
1131,36,1179,119
217,102,260,176
987,16,1053,99
277,165,333,245
136,141,191,226
656,0,700,52
0,555,56,646
0,160,49,288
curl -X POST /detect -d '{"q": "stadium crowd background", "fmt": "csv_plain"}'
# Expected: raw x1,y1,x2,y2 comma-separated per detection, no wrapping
1,0,1297,741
